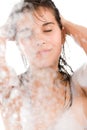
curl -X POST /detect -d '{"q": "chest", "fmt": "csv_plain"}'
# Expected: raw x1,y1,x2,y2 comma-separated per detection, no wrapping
1,86,86,130
19,103,85,130
2,103,85,130
1,85,65,130
20,86,66,130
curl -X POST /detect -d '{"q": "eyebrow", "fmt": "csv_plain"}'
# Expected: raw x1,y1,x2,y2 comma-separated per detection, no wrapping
43,22,55,26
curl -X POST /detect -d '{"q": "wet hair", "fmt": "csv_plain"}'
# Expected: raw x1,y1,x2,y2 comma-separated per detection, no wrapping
6,0,73,82
24,0,62,30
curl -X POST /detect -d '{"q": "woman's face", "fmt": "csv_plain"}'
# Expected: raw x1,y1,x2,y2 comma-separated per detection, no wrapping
16,7,63,69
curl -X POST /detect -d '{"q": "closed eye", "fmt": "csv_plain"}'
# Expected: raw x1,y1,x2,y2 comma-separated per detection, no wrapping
43,30,52,32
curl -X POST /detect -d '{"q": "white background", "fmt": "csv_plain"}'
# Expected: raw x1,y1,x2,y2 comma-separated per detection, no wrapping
0,0,87,75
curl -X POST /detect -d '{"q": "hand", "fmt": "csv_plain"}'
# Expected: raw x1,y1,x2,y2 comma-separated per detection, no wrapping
61,15,87,53
60,15,66,26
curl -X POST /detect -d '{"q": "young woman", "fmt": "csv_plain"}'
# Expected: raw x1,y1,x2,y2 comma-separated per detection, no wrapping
0,0,87,130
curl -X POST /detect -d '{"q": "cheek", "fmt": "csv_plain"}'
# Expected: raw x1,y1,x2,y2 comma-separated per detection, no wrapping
50,31,62,49
19,38,30,50
21,40,38,63
52,32,62,58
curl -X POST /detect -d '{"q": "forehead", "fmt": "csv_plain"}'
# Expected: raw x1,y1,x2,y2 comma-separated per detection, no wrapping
33,7,55,22
16,7,56,31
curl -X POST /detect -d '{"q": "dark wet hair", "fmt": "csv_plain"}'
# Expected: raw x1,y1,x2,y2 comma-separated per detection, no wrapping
22,0,73,81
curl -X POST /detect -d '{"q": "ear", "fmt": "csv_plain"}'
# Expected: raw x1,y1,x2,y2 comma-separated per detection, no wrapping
61,27,66,44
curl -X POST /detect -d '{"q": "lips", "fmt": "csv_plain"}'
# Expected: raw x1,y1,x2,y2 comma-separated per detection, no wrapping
37,49,52,55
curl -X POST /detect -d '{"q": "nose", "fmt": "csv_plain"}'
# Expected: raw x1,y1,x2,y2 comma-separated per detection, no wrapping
36,40,46,46
34,33,46,46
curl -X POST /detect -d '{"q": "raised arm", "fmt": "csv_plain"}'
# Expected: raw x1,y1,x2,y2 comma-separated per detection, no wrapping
61,17,87,54
0,6,18,87
61,17,87,83
61,18,87,117
0,35,9,86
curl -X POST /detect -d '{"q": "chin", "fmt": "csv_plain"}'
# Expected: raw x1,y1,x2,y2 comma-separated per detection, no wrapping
33,61,56,69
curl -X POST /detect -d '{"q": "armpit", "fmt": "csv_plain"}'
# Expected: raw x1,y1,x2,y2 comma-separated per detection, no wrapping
72,63,87,87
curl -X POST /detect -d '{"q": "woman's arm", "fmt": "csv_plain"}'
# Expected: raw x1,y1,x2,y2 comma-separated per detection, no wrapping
63,19,87,114
61,17,87,54
0,36,9,85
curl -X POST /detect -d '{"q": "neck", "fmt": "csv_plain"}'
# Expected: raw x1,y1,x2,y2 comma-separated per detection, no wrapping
29,66,58,76
27,66,59,86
